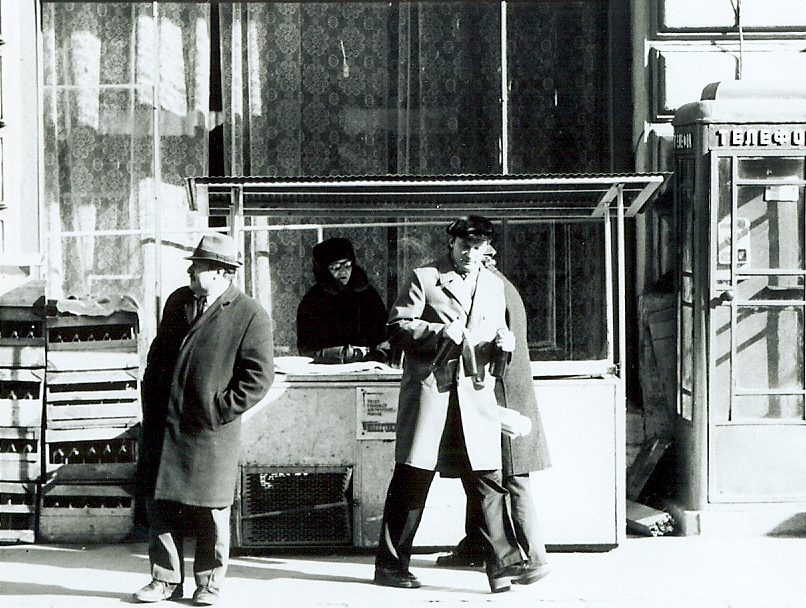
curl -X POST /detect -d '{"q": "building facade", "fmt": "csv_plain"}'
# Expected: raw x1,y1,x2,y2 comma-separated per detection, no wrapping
1,0,806,535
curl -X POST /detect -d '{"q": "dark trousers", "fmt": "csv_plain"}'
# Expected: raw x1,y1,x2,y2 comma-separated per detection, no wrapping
459,473,548,566
375,463,522,575
147,498,230,589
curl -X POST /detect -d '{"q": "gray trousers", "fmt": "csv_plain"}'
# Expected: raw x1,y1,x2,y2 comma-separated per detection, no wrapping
147,498,230,589
459,473,548,566
375,463,522,575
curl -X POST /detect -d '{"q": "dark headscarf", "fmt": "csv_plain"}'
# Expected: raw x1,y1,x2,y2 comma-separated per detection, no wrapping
311,238,357,288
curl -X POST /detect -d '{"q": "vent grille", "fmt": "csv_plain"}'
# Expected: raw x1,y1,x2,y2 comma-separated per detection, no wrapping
239,466,352,547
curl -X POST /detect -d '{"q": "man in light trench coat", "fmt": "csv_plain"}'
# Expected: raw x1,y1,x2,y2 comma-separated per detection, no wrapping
133,234,274,606
373,215,527,594
436,248,552,586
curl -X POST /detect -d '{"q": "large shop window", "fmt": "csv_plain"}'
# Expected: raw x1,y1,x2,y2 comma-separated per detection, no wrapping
42,1,609,357
216,2,608,177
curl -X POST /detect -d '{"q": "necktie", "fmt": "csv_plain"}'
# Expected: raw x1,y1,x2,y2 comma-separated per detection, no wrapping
193,296,207,323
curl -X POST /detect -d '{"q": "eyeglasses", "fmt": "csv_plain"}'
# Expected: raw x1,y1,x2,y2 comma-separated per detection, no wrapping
328,259,353,272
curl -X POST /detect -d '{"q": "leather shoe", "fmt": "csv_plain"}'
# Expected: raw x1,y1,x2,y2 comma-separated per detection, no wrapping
435,552,485,569
487,562,524,594
193,585,218,606
513,562,551,585
133,580,183,603
192,585,220,606
373,568,422,589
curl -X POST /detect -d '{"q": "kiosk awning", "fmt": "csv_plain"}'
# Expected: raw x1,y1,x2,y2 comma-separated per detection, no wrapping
185,173,670,220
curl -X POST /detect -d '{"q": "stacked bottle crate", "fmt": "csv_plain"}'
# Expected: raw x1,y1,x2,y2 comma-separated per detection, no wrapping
39,309,141,542
0,283,46,543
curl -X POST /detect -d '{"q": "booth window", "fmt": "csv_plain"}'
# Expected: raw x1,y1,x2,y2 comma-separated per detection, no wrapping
186,172,669,374
712,154,806,422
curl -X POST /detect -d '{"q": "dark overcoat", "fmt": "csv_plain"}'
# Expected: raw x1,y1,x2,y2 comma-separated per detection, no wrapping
137,283,274,508
495,270,552,474
296,264,388,356
389,255,508,472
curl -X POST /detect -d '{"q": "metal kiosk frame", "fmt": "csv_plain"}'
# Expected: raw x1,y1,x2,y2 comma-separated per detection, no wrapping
185,174,667,550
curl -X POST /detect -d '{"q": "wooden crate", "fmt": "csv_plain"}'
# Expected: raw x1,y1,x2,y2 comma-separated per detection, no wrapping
0,341,46,369
0,427,41,481
46,311,139,372
46,369,140,429
38,483,134,543
46,349,139,373
0,481,37,543
0,368,44,428
44,425,139,484
0,306,47,369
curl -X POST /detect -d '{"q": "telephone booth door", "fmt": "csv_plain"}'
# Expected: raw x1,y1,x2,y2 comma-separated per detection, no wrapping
710,152,806,502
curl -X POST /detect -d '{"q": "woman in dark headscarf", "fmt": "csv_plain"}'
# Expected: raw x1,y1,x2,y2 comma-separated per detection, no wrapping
296,237,390,364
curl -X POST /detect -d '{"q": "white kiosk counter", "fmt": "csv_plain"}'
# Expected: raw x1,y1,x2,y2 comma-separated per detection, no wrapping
238,370,623,550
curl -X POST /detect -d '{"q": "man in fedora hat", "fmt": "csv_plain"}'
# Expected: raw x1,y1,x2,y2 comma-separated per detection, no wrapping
134,233,274,606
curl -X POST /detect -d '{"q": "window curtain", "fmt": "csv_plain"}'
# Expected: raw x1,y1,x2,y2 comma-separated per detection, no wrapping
42,3,212,349
217,1,608,358
507,1,608,174
218,2,502,352
219,2,501,178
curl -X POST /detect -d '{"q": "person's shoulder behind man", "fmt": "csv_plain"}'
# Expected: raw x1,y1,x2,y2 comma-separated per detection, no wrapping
164,285,195,308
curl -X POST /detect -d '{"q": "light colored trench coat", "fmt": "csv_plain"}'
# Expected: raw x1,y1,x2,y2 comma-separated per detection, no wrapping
389,255,508,472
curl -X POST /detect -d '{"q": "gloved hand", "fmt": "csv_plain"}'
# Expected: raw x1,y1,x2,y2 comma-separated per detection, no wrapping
342,345,370,363
312,345,370,364
311,346,348,364
495,328,516,353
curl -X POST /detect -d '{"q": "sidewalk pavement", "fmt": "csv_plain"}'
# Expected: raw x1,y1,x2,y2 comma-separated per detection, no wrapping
2,535,806,608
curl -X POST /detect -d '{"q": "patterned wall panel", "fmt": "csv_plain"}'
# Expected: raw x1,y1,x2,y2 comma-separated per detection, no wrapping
507,1,608,174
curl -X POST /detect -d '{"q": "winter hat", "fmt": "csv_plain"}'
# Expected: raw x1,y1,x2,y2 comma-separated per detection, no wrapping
446,215,495,241
313,238,356,268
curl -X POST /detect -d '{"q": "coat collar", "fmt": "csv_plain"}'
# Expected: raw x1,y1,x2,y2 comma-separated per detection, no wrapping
435,255,483,316
185,282,238,330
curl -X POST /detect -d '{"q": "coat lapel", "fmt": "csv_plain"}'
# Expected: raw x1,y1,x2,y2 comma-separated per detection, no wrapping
436,257,473,317
184,300,196,325
186,283,237,335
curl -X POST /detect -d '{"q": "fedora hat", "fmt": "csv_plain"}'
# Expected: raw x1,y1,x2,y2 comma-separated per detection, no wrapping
186,234,242,268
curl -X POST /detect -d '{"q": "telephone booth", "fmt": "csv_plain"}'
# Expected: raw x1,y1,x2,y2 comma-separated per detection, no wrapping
672,81,806,534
